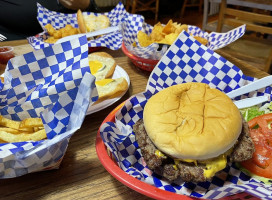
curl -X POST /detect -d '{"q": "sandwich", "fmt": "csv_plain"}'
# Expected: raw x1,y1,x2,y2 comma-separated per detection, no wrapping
77,9,110,34
95,77,128,102
88,52,116,81
133,82,255,182
88,52,128,102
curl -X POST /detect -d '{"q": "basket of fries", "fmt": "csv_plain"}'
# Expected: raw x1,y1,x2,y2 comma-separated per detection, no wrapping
0,36,97,178
27,2,129,51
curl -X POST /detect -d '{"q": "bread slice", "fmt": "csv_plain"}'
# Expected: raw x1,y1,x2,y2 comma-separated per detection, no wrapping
88,52,116,81
77,9,87,33
77,9,110,33
95,77,128,102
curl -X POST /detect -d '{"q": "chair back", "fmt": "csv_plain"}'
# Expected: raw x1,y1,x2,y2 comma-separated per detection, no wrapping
217,0,272,34
126,0,159,23
216,0,272,73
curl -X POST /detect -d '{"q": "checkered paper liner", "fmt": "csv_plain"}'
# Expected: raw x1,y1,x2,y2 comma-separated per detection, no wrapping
27,2,129,50
99,31,272,199
0,36,98,178
123,15,246,60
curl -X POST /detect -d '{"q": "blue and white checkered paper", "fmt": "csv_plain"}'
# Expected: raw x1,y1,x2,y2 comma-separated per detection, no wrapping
0,36,98,178
124,16,246,60
100,31,272,199
27,2,128,50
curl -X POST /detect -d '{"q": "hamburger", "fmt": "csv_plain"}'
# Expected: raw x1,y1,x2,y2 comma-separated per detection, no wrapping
133,82,255,182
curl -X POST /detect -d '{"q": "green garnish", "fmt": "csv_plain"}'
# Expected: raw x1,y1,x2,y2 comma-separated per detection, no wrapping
240,106,264,122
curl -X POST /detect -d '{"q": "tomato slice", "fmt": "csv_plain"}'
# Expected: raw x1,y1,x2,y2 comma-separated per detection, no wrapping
241,113,272,179
248,113,272,133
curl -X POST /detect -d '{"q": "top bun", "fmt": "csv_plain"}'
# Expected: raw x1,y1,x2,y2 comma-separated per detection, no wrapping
143,82,242,160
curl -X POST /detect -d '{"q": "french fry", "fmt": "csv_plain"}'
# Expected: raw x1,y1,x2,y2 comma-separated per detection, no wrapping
0,115,47,143
20,118,43,128
0,129,46,143
33,127,44,132
0,139,6,143
0,127,21,134
0,116,33,132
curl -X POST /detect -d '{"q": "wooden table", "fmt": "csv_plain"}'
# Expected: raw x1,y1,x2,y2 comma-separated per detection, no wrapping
0,40,268,200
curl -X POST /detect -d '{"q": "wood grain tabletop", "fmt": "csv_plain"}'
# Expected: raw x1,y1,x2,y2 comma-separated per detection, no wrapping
0,40,268,200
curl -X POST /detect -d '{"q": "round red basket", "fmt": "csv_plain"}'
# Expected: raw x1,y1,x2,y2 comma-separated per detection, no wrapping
96,101,198,200
96,101,260,200
121,42,159,72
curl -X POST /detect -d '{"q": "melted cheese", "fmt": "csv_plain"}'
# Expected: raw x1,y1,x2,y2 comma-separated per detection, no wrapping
202,154,227,178
174,159,197,166
175,152,230,178
155,150,167,158
155,149,231,178
89,60,104,74
95,79,114,86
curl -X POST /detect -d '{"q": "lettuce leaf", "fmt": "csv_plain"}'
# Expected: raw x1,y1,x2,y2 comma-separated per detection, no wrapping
240,106,264,122
240,102,272,122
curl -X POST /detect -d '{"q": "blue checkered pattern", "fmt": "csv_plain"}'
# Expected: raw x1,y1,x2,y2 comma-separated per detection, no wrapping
206,25,246,50
124,18,246,60
0,36,98,178
27,2,130,50
100,31,272,199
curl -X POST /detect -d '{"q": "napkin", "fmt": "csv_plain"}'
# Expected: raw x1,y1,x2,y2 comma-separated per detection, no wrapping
0,36,97,178
123,16,246,60
100,31,272,199
27,2,130,50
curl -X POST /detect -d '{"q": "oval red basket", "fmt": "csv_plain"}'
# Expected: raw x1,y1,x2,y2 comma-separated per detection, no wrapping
121,43,159,72
96,101,261,200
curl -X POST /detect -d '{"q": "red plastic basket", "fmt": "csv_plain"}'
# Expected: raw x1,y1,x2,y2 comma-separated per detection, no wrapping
96,101,261,200
96,101,197,200
88,46,103,53
121,42,159,72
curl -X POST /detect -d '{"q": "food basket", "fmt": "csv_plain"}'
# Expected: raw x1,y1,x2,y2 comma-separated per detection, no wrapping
0,36,98,178
27,2,129,51
121,42,159,72
96,101,198,200
96,103,261,200
121,12,246,72
97,31,272,199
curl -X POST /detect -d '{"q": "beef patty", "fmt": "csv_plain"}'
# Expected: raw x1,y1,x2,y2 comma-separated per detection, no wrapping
133,118,255,182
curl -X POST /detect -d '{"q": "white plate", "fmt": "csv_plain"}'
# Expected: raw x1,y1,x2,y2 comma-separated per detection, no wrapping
86,65,130,115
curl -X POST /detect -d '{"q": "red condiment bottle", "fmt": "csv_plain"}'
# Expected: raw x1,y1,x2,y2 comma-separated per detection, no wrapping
0,46,15,65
